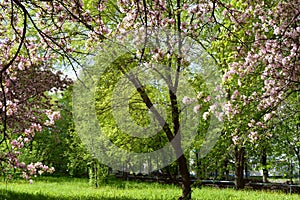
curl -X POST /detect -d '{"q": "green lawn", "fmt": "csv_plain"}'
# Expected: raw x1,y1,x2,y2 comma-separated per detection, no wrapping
0,177,299,200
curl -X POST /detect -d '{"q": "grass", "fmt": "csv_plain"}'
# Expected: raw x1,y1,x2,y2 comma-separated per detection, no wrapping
0,176,299,199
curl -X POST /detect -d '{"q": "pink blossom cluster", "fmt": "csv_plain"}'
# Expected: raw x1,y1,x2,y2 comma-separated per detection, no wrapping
182,96,193,105
231,133,240,145
23,162,55,178
45,110,61,126
5,100,18,116
186,90,226,122
197,0,300,144
4,150,55,182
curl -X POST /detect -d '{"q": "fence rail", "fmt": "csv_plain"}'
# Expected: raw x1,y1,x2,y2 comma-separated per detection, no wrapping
115,174,300,194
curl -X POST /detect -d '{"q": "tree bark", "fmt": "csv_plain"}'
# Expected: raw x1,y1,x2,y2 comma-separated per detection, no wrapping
177,154,191,200
223,157,230,180
294,149,300,185
214,160,218,179
296,154,300,183
298,166,300,184
289,161,294,184
234,145,245,189
261,147,268,183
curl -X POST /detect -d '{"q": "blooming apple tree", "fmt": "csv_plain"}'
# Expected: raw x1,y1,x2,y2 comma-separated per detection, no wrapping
225,0,299,143
0,0,110,181
185,0,300,144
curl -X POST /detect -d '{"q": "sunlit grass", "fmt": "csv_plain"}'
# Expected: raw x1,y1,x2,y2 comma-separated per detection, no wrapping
0,176,299,199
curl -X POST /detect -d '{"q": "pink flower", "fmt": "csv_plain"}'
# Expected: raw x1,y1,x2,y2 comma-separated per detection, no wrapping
183,4,189,10
11,140,18,147
231,90,239,100
256,121,265,129
25,128,32,136
34,123,42,132
52,111,61,120
264,113,272,121
34,162,43,168
19,162,26,169
274,27,280,35
282,57,288,65
42,165,49,171
27,163,35,171
17,62,25,70
182,96,192,104
204,96,211,102
45,110,61,125
209,103,218,112
11,140,24,149
193,105,201,113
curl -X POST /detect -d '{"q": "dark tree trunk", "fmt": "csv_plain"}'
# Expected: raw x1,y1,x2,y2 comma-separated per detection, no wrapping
297,153,300,183
214,160,218,179
296,153,300,184
223,157,230,180
234,145,245,189
261,148,268,183
298,166,300,184
177,154,191,200
195,156,205,180
289,161,294,184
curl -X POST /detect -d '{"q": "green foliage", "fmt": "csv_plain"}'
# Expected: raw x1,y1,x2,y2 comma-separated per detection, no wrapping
88,159,109,187
16,87,92,178
64,129,91,177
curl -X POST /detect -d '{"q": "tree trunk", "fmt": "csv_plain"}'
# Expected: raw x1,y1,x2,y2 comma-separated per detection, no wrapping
95,160,98,187
214,160,218,179
177,154,191,200
298,166,300,184
195,150,201,179
289,161,294,184
261,148,268,183
295,153,300,183
234,145,245,189
223,158,230,180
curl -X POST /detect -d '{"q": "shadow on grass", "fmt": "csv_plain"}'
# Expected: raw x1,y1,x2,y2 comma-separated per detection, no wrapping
0,189,138,200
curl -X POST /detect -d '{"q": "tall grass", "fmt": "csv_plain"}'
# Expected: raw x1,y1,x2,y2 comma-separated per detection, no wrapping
0,176,299,199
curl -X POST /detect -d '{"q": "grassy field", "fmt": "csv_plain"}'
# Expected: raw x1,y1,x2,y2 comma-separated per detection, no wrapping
0,177,299,200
